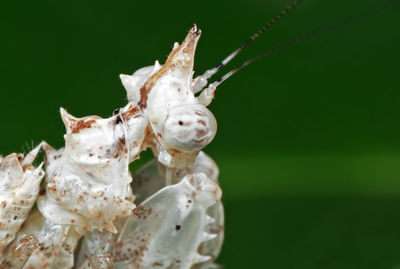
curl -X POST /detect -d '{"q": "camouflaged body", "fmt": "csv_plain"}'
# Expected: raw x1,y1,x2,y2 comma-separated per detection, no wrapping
0,25,224,269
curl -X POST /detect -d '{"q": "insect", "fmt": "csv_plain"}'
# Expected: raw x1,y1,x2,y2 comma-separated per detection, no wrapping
0,144,44,254
0,0,306,268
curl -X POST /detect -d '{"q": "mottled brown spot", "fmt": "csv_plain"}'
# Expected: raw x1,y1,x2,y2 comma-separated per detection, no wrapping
133,206,153,220
71,119,96,134
120,104,140,120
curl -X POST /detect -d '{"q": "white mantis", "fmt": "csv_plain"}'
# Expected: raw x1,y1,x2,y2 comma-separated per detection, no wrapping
0,1,303,268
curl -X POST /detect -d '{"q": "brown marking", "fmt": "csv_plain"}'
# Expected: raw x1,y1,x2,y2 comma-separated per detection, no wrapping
133,205,153,220
209,224,225,235
121,104,140,120
115,115,123,124
196,128,208,138
22,164,34,171
169,148,181,155
39,188,46,196
197,119,207,126
71,119,96,134
124,196,133,202
11,235,32,258
138,26,200,108
47,184,57,193
195,111,206,117
114,137,126,158
138,45,180,108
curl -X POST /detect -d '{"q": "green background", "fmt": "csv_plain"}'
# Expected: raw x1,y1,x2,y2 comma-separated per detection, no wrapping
1,0,400,267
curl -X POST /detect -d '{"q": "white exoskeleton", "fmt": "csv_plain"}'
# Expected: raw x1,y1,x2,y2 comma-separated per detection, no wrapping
0,1,303,267
0,144,44,254
77,25,224,269
3,25,223,269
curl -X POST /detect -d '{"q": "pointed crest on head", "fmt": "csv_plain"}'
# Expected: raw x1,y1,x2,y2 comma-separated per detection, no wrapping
138,24,201,109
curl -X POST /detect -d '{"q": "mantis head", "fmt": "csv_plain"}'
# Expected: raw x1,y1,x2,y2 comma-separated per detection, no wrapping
120,25,217,168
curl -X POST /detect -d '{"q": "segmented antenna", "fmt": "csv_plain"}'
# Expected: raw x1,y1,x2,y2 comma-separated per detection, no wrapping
211,35,303,88
210,12,363,88
196,0,302,86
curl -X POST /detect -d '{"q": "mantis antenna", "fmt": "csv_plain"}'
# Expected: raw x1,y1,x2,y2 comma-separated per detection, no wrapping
193,0,303,93
195,3,385,107
208,9,373,89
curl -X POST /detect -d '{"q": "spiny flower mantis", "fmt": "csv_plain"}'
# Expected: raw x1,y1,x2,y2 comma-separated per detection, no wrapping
0,1,303,268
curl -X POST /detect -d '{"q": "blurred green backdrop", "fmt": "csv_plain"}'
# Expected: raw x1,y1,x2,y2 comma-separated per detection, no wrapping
1,0,400,268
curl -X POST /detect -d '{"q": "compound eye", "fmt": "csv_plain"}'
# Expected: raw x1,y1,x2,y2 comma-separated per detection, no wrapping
161,105,217,151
